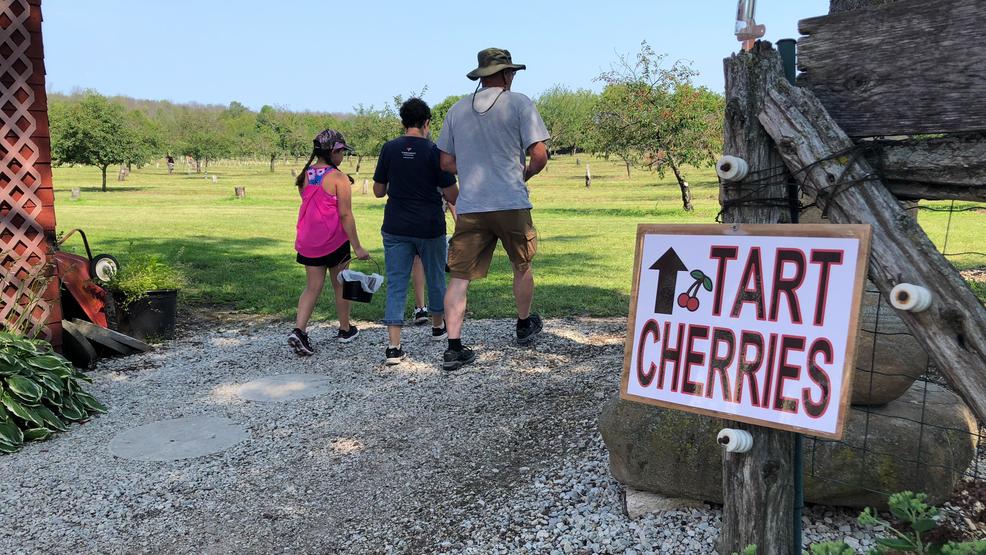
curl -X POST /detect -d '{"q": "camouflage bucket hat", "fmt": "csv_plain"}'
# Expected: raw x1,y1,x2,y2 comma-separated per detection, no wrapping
466,47,527,81
314,129,354,153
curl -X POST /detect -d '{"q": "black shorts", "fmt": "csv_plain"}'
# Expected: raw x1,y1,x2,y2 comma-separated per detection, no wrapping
296,241,351,268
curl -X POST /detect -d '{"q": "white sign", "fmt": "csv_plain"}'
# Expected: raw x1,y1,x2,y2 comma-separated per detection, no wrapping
621,224,872,439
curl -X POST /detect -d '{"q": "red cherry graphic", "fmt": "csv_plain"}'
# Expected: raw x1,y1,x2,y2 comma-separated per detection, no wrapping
687,297,700,312
677,293,690,308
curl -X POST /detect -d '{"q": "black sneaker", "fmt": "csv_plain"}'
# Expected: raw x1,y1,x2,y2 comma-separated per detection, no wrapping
337,325,360,343
413,307,430,326
442,347,476,371
432,326,448,341
288,328,314,356
516,313,544,345
385,346,406,365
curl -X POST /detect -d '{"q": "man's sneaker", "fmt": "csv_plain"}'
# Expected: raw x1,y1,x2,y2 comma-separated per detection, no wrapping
413,307,430,326
432,326,448,341
337,325,360,343
385,346,406,366
288,328,314,356
516,313,544,345
442,347,477,371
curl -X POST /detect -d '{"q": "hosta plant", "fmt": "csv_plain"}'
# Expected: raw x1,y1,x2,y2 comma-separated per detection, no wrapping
0,331,106,454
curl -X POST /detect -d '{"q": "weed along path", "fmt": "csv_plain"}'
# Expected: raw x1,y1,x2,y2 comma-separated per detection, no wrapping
0,318,879,554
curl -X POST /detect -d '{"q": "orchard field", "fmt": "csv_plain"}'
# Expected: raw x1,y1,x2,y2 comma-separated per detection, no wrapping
52,155,985,322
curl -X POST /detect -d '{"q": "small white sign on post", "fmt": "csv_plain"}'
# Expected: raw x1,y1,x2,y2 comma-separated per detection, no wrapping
622,224,872,439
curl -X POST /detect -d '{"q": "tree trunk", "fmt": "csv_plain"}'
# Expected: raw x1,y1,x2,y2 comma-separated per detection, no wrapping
625,160,631,178
270,155,276,173
355,156,363,174
666,155,694,211
195,159,202,173
718,42,796,555
101,165,108,192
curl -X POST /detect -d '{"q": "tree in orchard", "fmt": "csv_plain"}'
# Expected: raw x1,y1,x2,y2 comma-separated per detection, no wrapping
537,86,597,156
427,94,463,143
176,108,230,172
49,92,141,191
590,83,646,180
594,42,723,210
338,106,400,174
221,101,263,160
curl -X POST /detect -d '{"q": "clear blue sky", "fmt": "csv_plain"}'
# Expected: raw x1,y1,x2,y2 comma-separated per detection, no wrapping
42,0,828,113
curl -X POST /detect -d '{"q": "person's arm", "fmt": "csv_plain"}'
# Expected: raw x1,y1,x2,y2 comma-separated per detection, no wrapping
371,145,389,198
442,184,459,207
523,141,548,181
445,193,458,222
330,171,370,260
439,151,457,175
372,181,387,198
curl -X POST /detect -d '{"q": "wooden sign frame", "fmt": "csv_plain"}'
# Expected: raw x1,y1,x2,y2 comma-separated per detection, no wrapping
620,223,872,440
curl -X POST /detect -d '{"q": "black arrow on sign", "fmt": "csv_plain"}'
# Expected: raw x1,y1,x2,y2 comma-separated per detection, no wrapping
650,247,687,315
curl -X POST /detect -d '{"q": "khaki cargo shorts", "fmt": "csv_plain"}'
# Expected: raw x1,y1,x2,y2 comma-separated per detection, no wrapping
447,209,537,280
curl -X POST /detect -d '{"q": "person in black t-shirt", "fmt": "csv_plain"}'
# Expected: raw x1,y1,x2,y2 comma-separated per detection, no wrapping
373,98,458,365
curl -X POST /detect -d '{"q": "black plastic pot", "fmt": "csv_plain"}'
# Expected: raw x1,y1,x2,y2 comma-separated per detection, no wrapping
118,289,178,340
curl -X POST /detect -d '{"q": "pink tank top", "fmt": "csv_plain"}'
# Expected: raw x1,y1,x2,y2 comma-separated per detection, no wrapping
295,166,349,258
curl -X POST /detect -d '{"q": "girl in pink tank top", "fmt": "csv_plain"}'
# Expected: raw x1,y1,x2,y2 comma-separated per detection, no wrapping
288,130,370,356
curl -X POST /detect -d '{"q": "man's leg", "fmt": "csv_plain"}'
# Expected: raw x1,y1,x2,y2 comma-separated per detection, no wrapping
497,209,541,344
513,266,534,320
444,277,470,340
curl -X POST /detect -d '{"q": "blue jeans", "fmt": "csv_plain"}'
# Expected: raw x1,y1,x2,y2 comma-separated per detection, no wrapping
381,231,447,326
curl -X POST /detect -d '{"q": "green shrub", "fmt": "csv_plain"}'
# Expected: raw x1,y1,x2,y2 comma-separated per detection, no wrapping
109,250,187,305
0,332,107,454
809,491,986,554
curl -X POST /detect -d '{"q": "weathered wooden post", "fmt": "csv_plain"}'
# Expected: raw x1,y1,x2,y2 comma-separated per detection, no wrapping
70,188,80,200
234,187,245,199
718,42,796,555
585,164,592,188
361,179,369,195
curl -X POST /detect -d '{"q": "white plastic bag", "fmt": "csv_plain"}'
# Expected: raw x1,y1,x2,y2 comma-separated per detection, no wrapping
337,269,384,294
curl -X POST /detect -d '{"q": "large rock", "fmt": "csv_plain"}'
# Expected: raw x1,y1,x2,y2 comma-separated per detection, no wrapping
600,382,976,508
852,289,928,406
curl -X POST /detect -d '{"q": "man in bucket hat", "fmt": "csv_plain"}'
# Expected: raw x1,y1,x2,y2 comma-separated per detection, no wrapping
436,47,550,370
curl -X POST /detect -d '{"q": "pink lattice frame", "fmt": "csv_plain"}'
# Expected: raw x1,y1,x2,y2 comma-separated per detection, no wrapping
0,0,60,343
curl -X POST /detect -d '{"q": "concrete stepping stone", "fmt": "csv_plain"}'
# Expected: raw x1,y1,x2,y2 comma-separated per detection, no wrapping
110,416,249,461
231,374,333,402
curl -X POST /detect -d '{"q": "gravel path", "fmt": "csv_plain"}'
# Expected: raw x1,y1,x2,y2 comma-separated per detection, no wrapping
0,317,892,554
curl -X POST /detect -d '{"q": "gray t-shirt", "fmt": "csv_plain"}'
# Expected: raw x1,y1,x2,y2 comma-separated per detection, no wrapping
436,88,550,214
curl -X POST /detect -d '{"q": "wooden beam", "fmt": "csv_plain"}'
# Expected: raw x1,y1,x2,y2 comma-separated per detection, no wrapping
718,42,795,555
758,77,986,425
865,134,986,202
829,0,899,13
798,0,986,137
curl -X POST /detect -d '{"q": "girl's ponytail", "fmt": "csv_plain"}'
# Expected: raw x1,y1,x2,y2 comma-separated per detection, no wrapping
296,150,317,190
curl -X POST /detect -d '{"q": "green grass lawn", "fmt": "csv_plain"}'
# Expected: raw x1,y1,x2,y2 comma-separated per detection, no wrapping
51,155,984,322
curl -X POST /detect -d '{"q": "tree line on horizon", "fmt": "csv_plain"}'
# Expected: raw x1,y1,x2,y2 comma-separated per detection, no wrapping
48,43,723,210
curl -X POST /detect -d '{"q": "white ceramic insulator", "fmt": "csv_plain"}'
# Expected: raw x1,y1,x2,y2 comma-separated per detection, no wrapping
716,155,749,182
717,428,754,453
890,283,933,313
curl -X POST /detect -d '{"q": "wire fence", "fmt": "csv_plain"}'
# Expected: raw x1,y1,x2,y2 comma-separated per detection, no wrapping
720,137,986,538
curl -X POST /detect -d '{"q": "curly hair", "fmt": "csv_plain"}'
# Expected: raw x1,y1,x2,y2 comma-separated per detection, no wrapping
399,98,431,130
